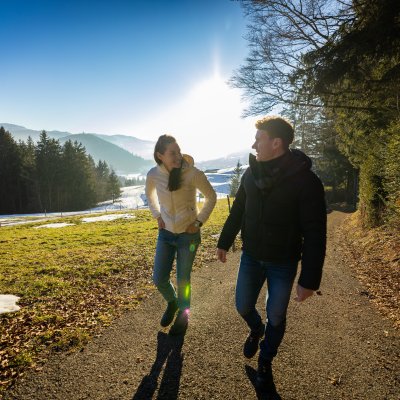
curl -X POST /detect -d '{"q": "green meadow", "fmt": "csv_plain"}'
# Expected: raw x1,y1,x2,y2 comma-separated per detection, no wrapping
0,199,233,392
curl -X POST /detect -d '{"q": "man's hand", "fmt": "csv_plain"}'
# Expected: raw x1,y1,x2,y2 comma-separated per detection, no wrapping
294,284,314,302
157,216,165,230
216,248,227,263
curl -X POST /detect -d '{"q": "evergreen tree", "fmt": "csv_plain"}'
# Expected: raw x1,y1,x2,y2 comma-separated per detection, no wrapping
0,127,21,213
230,161,243,197
35,131,62,212
95,160,110,202
107,170,122,203
60,140,97,210
282,103,355,204
123,176,145,186
18,136,40,212
282,100,324,158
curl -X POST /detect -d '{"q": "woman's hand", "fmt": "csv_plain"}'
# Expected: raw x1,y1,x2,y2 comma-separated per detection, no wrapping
157,216,165,229
185,222,200,234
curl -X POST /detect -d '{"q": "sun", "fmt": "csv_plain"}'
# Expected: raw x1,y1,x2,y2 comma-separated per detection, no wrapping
132,74,256,161
189,75,235,113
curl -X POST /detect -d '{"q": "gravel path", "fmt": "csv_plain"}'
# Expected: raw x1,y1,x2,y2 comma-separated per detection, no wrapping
5,211,399,399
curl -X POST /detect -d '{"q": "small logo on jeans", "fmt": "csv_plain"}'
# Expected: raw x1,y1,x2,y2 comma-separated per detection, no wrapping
189,242,196,252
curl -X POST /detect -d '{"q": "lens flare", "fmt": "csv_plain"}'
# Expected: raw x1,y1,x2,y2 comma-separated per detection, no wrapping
184,284,191,299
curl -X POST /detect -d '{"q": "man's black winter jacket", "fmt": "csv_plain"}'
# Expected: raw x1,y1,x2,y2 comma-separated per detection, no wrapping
217,150,327,290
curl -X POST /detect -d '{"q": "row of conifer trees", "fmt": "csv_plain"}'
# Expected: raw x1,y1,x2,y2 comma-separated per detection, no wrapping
0,127,121,214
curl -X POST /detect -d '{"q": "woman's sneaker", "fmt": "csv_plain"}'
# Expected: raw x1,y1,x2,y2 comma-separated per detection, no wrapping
160,300,178,327
169,309,189,336
243,323,265,358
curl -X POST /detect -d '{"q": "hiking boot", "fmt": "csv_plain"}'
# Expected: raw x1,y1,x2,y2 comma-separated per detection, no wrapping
256,358,277,395
243,323,265,358
169,309,189,336
160,300,178,327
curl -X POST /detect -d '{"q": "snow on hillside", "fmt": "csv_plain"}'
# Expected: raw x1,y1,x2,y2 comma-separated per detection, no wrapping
90,185,147,211
105,169,238,212
0,167,240,226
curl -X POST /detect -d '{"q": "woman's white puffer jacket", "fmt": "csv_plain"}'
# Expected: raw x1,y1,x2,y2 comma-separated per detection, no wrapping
145,155,217,234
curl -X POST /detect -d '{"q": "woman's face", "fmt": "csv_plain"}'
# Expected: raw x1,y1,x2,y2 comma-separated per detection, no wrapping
157,142,182,172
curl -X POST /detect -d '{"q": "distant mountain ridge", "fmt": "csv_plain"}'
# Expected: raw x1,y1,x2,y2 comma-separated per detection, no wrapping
195,150,251,171
0,123,71,141
1,123,251,173
1,123,154,174
58,134,153,174
94,133,155,159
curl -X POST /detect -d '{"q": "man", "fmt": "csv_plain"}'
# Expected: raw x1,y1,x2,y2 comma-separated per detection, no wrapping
217,116,326,396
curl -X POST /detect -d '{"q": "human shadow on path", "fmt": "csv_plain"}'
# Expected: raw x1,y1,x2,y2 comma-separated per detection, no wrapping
245,365,282,400
132,331,184,400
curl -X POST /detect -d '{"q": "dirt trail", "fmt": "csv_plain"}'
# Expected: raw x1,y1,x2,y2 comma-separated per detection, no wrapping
5,211,399,399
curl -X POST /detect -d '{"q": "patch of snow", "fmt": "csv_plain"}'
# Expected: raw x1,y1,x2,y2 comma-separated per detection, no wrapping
88,185,147,212
0,180,230,227
35,223,75,229
0,294,20,314
216,164,248,174
81,213,135,223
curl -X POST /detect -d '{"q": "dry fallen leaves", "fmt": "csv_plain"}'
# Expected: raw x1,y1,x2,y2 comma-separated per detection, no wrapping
338,212,400,329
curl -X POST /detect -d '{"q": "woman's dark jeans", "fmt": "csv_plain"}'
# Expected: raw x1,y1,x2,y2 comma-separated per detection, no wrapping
153,228,201,311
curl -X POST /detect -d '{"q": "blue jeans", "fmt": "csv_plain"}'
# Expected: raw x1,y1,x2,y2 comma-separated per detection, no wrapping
153,229,201,311
236,251,298,362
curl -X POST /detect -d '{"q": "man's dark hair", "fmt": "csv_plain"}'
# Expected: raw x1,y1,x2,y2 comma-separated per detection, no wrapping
255,116,294,148
154,134,182,191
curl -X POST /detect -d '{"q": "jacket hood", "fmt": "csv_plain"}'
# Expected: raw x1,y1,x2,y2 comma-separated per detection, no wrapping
289,149,312,171
249,149,312,192
182,154,194,168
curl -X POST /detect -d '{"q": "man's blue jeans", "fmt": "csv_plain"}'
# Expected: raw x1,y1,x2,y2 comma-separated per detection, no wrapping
153,229,201,311
236,251,298,362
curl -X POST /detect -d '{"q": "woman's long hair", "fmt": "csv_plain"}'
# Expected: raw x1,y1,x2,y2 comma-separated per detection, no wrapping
154,134,182,191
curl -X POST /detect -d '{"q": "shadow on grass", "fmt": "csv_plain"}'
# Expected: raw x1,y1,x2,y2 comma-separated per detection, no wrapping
245,365,282,400
132,331,184,400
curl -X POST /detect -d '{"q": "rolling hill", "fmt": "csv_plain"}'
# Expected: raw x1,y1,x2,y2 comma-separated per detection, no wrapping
94,134,155,160
58,134,154,174
0,123,71,142
1,123,154,174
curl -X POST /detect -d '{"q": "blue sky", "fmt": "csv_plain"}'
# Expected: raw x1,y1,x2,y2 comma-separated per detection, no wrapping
1,0,259,160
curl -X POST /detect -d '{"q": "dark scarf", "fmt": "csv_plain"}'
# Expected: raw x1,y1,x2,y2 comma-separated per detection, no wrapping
249,152,291,193
249,149,311,195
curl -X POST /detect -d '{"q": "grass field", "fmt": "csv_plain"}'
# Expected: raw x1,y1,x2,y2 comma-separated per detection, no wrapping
0,199,235,393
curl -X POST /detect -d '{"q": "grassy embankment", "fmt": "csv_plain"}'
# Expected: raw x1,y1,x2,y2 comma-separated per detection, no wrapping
338,211,400,329
0,198,235,393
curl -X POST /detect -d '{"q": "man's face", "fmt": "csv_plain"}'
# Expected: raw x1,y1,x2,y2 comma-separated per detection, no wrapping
252,129,283,161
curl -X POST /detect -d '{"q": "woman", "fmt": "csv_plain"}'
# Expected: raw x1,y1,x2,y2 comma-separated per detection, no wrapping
145,134,217,335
